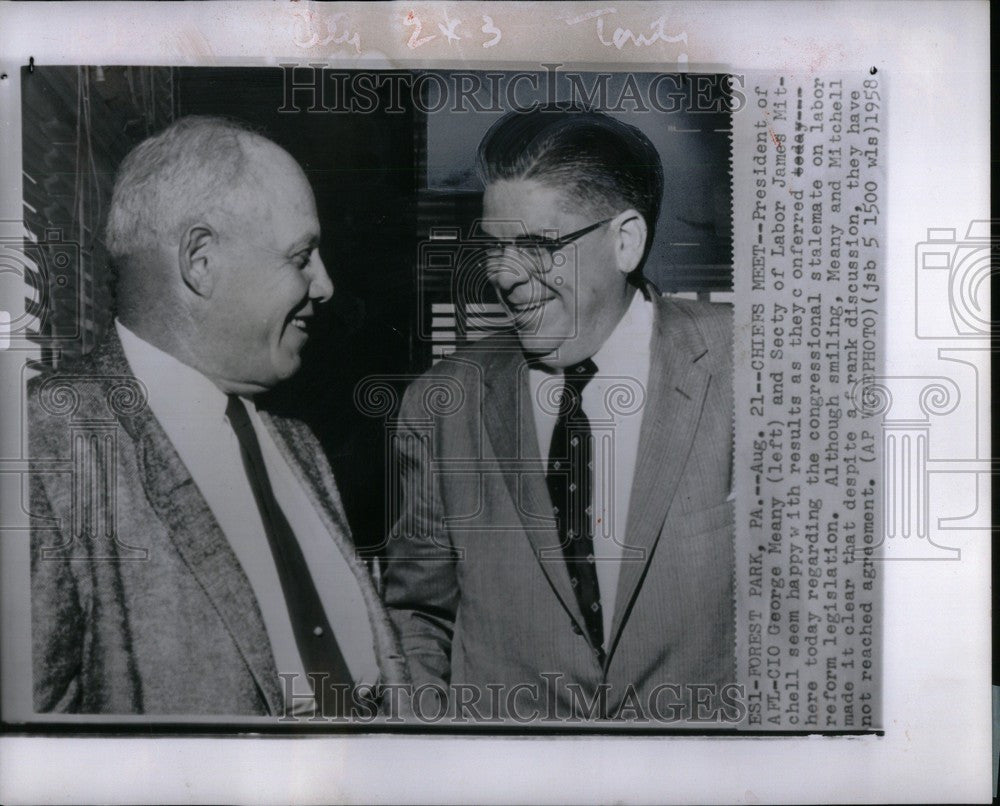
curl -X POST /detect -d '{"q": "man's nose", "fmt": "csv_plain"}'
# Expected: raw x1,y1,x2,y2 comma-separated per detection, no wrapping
307,253,334,303
486,249,532,292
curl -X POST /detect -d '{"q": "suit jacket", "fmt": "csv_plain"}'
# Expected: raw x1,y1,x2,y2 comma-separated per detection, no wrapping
28,329,408,716
382,293,735,722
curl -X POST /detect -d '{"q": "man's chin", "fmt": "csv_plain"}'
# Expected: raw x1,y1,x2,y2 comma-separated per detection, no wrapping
271,348,303,384
516,332,565,361
280,357,303,381
517,331,599,368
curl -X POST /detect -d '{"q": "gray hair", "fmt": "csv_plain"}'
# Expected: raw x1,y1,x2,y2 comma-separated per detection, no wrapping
105,115,260,268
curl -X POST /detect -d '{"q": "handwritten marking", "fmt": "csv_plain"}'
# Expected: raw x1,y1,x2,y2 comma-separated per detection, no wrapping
564,8,617,26
291,9,361,53
481,14,502,48
597,15,687,49
438,11,462,43
405,9,504,49
405,10,436,48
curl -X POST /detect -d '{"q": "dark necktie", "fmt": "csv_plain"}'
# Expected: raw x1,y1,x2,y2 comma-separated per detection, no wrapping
545,359,604,662
225,394,352,714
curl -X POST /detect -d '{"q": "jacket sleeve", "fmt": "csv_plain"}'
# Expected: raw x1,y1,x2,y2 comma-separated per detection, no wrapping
380,376,460,698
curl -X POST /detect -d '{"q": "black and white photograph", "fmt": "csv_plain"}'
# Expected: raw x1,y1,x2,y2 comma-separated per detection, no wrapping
15,65,738,726
0,1,991,804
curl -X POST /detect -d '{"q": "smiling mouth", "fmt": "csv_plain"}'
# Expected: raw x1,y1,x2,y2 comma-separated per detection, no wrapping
508,298,553,320
287,306,315,336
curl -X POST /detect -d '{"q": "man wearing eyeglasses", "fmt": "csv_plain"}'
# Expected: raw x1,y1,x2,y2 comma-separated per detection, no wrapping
383,106,735,723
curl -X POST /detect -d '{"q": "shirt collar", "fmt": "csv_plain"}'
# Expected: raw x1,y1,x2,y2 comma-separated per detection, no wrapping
590,289,654,375
115,319,231,423
526,290,654,381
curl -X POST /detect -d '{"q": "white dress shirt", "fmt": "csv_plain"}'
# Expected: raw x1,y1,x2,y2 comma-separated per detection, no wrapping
116,321,379,714
528,291,654,644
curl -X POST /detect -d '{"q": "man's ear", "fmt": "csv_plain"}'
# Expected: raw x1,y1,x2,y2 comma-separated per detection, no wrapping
179,224,217,298
611,209,648,275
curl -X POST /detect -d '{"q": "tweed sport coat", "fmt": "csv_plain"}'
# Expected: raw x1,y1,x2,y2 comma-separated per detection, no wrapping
28,329,408,716
382,293,736,723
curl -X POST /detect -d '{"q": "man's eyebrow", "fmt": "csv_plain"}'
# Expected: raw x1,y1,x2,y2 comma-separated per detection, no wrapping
479,221,538,238
486,232,561,244
287,234,320,254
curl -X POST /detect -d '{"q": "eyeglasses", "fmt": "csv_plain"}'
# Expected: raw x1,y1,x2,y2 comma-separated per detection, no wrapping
480,218,613,275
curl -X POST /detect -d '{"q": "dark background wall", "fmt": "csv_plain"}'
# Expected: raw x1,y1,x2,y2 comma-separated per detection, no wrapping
422,70,733,293
21,66,176,368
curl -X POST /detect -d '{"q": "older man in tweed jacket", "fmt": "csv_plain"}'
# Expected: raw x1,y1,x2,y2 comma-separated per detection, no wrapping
29,116,407,717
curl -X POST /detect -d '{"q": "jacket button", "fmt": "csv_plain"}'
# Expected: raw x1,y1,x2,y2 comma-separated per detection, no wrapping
571,622,583,636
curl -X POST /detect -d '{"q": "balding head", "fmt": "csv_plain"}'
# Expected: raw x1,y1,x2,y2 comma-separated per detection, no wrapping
106,115,334,394
107,116,257,273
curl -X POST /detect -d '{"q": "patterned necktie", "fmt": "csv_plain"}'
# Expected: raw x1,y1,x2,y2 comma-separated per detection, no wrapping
545,359,604,662
225,394,352,714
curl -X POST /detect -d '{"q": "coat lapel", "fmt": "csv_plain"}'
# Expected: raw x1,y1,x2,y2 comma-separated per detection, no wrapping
481,349,592,638
606,296,713,659
259,412,410,689
94,331,285,715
